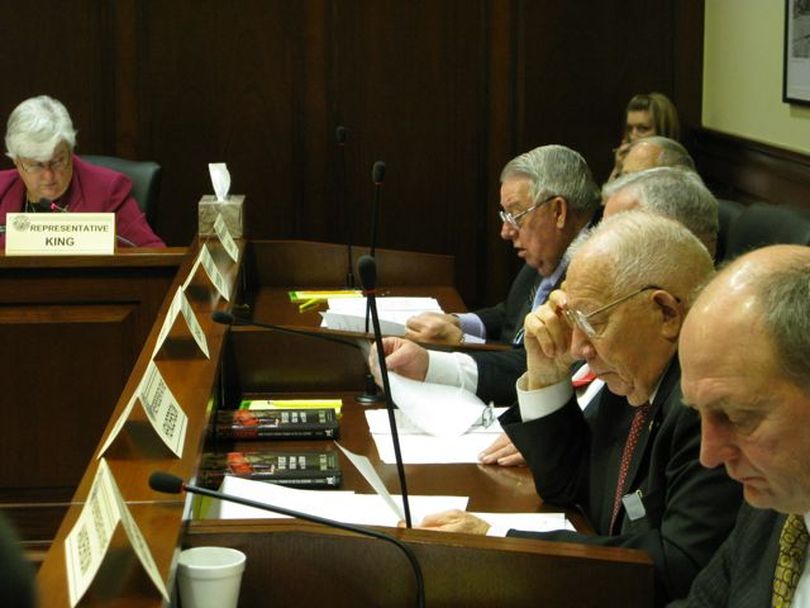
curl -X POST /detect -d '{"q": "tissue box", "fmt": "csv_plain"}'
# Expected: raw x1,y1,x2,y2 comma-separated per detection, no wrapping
198,194,244,238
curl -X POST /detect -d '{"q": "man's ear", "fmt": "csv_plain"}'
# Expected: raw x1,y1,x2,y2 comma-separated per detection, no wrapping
653,290,683,341
554,196,568,228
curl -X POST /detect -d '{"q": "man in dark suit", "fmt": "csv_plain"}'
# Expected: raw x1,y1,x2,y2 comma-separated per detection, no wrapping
415,211,742,606
375,145,600,406
669,244,810,607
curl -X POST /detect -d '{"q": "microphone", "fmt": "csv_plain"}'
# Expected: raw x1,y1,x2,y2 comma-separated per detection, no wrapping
358,254,412,528
369,161,386,259
43,200,138,247
335,126,354,288
149,471,425,608
211,310,362,350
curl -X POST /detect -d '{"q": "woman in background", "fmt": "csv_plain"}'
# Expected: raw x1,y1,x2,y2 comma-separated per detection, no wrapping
0,95,164,248
610,92,680,180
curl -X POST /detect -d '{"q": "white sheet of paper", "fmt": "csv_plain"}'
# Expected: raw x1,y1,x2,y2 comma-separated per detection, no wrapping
321,297,443,334
213,213,240,263
97,389,140,458
214,476,467,527
387,373,489,437
198,244,231,301
151,288,182,357
370,431,503,464
365,408,504,436
64,459,169,606
471,511,575,533
178,288,210,358
321,311,406,336
138,361,188,458
336,442,404,520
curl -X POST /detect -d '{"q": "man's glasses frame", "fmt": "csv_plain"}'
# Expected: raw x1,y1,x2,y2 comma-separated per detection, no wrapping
499,193,558,230
563,284,675,339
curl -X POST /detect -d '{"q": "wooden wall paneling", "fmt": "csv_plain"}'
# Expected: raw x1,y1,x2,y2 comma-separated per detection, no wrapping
691,128,810,210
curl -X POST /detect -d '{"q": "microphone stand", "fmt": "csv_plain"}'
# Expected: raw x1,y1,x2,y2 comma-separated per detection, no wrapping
357,160,387,404
358,254,412,528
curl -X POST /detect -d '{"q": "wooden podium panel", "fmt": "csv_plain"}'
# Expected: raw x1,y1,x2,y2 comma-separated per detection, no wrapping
187,521,653,608
0,249,186,544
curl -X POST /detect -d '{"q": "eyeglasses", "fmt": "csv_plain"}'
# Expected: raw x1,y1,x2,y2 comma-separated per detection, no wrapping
17,154,71,175
563,284,669,339
499,194,557,230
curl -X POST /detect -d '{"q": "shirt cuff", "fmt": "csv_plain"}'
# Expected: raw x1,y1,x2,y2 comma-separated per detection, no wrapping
426,350,479,393
516,373,573,421
456,313,486,339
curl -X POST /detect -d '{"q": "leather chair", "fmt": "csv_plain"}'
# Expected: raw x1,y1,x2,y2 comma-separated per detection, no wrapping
715,198,745,263
82,155,162,228
724,201,810,261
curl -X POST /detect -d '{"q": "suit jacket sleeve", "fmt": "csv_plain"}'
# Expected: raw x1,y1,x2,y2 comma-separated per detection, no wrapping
467,347,526,405
473,264,537,343
667,505,782,608
503,376,743,606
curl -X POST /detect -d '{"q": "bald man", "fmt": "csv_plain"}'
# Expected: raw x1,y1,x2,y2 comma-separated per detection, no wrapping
669,245,810,607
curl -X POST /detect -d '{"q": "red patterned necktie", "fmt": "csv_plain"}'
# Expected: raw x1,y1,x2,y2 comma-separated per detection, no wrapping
610,402,651,532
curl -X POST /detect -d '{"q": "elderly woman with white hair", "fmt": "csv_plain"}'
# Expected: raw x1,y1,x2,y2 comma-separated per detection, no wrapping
0,95,164,247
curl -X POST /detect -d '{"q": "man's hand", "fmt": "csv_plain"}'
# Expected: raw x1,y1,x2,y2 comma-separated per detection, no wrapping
522,289,576,389
404,312,463,345
478,432,526,466
368,337,429,386
404,509,490,535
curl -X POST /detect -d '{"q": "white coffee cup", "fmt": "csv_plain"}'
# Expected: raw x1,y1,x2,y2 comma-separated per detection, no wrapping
176,546,246,608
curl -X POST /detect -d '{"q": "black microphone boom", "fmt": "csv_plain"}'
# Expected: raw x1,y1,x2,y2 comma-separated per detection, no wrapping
369,160,386,259
358,254,412,528
211,310,362,350
336,125,354,288
149,471,425,608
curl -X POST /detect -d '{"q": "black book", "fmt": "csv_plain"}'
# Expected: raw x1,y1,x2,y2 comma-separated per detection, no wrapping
212,408,340,440
197,450,342,489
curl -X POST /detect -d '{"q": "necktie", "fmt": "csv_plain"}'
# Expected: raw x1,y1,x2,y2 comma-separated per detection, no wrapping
513,278,542,344
609,403,651,532
772,513,809,607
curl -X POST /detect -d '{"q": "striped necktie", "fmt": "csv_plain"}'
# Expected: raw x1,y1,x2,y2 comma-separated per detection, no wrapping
773,513,809,607
609,402,651,532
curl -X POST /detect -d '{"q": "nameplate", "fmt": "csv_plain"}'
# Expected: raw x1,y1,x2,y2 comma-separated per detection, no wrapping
5,212,115,256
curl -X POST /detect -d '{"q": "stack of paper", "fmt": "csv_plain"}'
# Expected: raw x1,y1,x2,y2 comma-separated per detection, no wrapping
320,296,443,335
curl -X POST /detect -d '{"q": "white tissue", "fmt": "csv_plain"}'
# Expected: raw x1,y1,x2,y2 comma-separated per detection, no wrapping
208,163,231,202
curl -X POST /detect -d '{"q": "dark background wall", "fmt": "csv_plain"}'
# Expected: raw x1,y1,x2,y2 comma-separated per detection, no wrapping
0,0,703,308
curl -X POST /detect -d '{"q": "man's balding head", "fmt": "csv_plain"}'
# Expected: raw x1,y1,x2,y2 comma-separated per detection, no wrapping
680,245,810,513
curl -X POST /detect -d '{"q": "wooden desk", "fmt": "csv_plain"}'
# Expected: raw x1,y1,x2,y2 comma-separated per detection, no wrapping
34,240,653,607
0,248,187,547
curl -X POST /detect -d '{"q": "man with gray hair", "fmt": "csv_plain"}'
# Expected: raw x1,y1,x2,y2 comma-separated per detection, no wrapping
413,212,742,606
379,145,601,405
603,167,719,257
669,245,810,607
612,136,696,179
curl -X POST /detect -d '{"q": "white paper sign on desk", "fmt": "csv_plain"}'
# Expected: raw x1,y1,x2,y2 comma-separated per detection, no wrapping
213,213,239,263
64,458,169,607
4,212,115,256
97,361,188,458
152,287,210,359
182,243,230,301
